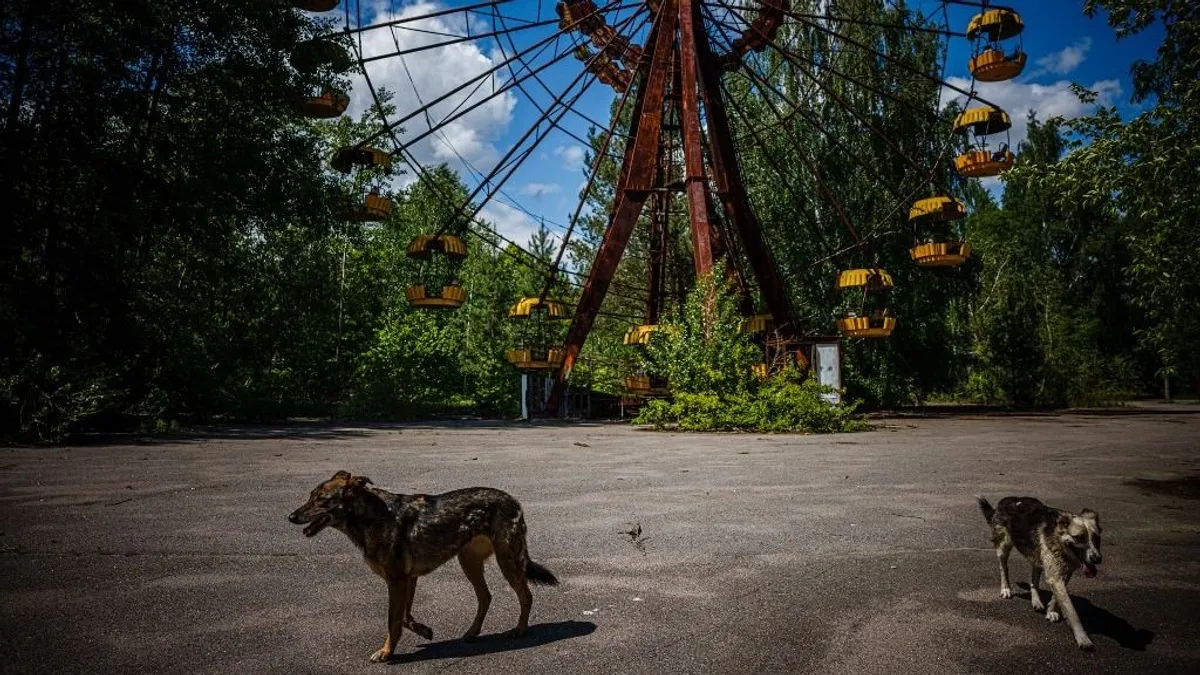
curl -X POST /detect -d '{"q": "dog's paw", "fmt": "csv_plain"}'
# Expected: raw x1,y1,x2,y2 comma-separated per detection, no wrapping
369,648,393,663
1031,599,1045,612
410,623,434,641
1076,638,1095,652
502,627,528,639
1000,587,1013,599
1045,610,1061,623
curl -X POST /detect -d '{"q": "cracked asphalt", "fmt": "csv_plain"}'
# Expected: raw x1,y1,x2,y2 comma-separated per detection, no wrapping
2,409,1199,674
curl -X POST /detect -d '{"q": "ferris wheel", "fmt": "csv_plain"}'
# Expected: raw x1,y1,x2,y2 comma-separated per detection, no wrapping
286,0,1029,413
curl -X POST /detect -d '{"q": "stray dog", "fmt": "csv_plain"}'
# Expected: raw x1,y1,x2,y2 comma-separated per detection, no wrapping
288,470,559,663
977,496,1103,650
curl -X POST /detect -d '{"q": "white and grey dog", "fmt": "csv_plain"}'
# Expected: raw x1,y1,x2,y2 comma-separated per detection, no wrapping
977,495,1103,650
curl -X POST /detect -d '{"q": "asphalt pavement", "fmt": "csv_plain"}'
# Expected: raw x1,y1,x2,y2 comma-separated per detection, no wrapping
2,410,1198,674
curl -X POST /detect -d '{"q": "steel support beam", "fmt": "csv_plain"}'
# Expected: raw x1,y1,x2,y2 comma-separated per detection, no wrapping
548,0,805,414
688,0,800,338
546,0,679,413
677,0,719,277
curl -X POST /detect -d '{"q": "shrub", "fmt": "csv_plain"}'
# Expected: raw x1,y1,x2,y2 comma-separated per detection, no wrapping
635,369,870,433
631,272,869,433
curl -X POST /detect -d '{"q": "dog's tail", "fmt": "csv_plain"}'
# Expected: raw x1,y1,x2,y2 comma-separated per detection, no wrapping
976,496,995,523
526,560,560,586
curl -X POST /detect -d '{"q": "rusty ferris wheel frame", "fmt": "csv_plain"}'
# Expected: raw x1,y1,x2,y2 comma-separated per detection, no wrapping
292,0,1026,415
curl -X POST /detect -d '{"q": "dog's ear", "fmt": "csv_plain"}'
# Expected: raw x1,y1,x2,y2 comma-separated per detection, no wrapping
332,470,352,481
1057,512,1072,529
345,475,372,494
1080,508,1099,525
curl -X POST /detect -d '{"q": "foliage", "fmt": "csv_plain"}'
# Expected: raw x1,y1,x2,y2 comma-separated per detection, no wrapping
1,1,1193,442
1004,1,1200,393
633,274,868,433
953,115,1143,407
0,1,531,440
635,375,871,433
638,272,762,396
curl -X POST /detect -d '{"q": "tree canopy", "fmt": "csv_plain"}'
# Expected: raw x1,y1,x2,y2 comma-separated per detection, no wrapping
2,0,1194,441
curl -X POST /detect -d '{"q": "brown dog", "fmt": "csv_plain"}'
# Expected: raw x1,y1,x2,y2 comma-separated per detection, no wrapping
978,496,1103,650
288,470,559,663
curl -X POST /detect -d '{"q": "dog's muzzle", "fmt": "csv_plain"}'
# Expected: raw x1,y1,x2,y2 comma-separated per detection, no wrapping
288,511,331,537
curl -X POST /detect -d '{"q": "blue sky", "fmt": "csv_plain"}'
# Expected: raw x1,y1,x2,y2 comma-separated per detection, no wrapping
333,1,1166,249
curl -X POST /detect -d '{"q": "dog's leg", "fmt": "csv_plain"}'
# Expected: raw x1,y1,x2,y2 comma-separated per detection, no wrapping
458,545,493,641
370,575,411,663
1048,580,1094,651
495,547,533,637
403,577,433,641
997,542,1014,599
1045,595,1059,622
1029,565,1045,612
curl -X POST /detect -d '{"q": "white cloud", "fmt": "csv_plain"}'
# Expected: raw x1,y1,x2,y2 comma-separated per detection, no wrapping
478,201,563,250
520,182,561,198
553,144,587,171
943,76,1122,152
941,76,1121,195
1034,37,1093,77
347,2,517,183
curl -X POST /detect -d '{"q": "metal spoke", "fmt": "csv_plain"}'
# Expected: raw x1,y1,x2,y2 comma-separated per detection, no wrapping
351,0,631,150
711,1,951,195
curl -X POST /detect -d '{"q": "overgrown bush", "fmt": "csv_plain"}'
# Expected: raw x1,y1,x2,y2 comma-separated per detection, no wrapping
632,272,869,433
636,370,870,432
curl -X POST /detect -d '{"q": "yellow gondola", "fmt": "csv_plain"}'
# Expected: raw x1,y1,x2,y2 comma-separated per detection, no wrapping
623,324,672,396
290,39,353,74
909,241,973,267
837,268,895,338
909,196,971,267
331,146,391,174
295,90,349,119
507,296,570,371
953,106,1012,136
967,9,1024,42
908,196,965,223
837,268,894,290
954,149,1015,177
406,234,468,259
337,191,392,222
624,374,669,395
623,324,662,345
405,234,469,310
293,1,340,11
405,284,467,309
837,313,897,338
509,297,569,319
752,347,809,379
505,348,566,371
741,313,774,334
953,106,1014,178
969,48,1027,82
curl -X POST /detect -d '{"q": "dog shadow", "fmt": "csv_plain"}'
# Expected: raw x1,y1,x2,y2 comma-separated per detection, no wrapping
390,620,597,664
1017,584,1155,651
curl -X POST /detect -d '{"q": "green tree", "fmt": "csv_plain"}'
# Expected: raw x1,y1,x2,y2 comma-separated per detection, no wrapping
1013,1,1200,397
1,0,348,438
963,115,1139,406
